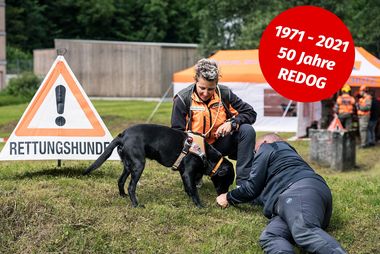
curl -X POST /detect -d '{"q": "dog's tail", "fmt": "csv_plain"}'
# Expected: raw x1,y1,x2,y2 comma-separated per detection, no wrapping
83,134,122,175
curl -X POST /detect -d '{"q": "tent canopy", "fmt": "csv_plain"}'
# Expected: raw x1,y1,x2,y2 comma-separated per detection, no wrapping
347,47,380,87
173,47,380,87
173,50,266,83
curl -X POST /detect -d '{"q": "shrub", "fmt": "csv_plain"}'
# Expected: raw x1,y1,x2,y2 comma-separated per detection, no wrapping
4,72,41,99
6,46,33,74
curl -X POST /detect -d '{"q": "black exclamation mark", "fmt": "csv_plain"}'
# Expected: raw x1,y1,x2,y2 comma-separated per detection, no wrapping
55,85,66,126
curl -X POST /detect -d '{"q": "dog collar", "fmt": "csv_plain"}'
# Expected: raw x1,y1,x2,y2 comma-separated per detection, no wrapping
172,132,207,170
172,136,193,170
209,157,223,177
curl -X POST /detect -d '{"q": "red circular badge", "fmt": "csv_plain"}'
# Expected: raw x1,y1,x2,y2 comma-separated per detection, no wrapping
259,6,355,102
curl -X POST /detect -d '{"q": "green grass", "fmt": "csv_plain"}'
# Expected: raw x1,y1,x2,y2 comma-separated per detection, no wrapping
0,100,379,253
0,93,31,107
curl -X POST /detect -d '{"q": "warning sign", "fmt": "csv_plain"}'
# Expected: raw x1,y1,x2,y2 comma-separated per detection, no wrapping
0,56,118,160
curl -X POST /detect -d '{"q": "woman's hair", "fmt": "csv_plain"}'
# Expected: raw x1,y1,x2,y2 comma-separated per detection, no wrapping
194,58,220,83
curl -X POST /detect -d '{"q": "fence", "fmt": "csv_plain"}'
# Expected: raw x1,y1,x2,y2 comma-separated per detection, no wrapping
7,58,33,74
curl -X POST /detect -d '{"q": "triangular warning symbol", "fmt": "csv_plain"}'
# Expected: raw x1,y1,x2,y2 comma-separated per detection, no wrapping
0,56,118,161
15,58,104,137
327,115,346,131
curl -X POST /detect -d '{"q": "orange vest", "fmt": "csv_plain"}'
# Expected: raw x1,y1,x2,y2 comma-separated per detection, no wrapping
336,94,355,114
357,94,372,116
187,92,238,144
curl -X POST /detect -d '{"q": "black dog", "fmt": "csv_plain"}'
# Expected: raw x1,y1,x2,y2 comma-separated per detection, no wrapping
83,124,235,207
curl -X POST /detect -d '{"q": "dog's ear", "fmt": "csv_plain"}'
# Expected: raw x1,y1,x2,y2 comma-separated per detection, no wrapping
217,162,229,176
217,167,228,176
217,159,233,176
204,143,222,161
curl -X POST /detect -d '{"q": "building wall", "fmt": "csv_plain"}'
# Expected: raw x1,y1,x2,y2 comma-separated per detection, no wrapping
161,46,200,95
0,0,6,90
33,49,56,76
42,39,200,97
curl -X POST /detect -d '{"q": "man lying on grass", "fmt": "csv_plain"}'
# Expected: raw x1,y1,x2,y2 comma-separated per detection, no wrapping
216,133,347,254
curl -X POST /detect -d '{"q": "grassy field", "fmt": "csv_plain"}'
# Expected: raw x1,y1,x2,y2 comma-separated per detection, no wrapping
0,100,379,253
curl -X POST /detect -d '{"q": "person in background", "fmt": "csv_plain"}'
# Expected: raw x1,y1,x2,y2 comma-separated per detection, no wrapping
216,133,347,254
334,84,356,130
367,90,379,146
171,58,257,186
357,85,372,148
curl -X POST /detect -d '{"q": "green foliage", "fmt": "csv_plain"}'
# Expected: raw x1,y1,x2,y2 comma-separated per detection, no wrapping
196,0,380,57
6,46,33,74
6,0,48,51
3,72,41,100
344,0,380,55
6,0,380,58
6,0,202,52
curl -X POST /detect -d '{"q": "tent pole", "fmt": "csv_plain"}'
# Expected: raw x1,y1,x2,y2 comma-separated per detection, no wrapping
282,100,293,118
146,84,173,123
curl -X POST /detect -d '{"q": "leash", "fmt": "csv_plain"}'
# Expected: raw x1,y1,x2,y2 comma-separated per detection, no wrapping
208,157,223,177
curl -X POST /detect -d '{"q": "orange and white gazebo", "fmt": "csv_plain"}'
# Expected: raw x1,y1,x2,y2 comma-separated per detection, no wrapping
347,47,380,88
172,47,380,136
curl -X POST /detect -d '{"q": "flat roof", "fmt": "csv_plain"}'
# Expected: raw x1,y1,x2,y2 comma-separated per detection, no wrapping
55,39,198,48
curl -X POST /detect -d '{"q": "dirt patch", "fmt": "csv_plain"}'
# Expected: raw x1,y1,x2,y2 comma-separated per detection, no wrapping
0,120,18,135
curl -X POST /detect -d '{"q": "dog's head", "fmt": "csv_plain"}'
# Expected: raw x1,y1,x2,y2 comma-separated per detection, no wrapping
210,158,235,195
203,143,235,195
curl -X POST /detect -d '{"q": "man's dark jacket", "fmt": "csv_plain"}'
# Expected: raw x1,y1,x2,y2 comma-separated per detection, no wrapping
227,141,326,218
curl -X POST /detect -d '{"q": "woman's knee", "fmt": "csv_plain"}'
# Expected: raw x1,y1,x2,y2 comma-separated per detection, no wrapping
238,124,256,139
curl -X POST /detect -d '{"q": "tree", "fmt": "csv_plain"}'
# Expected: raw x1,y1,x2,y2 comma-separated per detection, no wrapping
6,0,48,51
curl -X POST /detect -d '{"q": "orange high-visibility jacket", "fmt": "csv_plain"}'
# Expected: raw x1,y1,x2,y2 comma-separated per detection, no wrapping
336,94,355,114
171,84,256,144
357,94,372,116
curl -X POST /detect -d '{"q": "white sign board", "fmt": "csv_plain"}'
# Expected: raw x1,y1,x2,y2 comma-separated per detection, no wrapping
0,56,119,160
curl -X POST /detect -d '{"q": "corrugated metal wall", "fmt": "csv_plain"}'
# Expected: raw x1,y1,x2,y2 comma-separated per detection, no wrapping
34,39,199,97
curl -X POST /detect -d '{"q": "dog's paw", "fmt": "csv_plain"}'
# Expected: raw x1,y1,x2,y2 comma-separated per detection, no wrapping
131,203,145,208
119,192,127,197
196,203,205,208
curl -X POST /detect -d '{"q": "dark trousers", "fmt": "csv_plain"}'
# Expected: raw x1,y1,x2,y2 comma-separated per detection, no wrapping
338,113,353,130
367,119,377,145
212,124,256,186
259,178,346,254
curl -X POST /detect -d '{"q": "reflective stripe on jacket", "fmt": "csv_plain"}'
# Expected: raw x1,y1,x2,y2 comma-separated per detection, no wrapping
187,91,237,144
336,94,355,114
